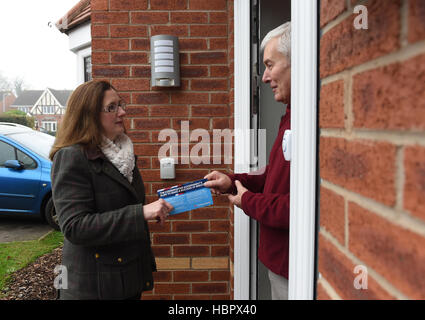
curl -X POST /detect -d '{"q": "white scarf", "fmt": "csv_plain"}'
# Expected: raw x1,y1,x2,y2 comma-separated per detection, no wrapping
100,134,135,183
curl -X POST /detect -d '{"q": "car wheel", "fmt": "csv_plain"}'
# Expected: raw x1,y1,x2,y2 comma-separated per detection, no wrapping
44,197,60,231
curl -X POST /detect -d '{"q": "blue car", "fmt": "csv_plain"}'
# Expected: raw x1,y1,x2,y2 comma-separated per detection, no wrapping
0,122,59,230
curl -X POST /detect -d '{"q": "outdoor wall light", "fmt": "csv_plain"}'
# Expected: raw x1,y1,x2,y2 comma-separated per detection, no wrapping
150,35,180,87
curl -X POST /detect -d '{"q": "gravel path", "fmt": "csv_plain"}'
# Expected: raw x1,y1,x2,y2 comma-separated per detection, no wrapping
1,247,62,300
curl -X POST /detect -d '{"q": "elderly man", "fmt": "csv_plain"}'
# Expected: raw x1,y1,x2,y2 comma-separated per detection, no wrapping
204,22,291,300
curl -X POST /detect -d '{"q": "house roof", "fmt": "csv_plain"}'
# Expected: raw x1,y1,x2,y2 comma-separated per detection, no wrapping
48,88,73,106
56,0,91,34
11,90,44,106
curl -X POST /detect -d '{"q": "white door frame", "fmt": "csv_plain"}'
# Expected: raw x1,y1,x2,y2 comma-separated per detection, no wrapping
233,0,318,300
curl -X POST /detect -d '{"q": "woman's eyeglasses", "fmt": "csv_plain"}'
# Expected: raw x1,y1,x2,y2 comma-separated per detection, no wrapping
103,102,127,113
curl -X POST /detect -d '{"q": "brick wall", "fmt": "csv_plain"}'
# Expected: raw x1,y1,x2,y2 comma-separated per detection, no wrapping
91,0,232,299
317,0,425,299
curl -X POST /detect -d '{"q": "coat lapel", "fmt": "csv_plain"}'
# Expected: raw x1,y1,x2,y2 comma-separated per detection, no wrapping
85,146,141,202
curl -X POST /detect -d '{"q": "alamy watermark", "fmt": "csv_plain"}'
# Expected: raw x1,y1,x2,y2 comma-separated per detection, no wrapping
157,121,267,174
353,5,368,30
353,265,368,290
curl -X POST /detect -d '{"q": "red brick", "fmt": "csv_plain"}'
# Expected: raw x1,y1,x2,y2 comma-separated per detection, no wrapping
320,0,400,78
174,271,209,282
134,144,162,156
210,66,228,77
110,25,148,38
320,137,396,206
192,282,227,294
192,233,228,244
191,79,228,91
173,245,210,257
210,93,229,104
111,78,150,91
190,25,227,37
210,38,228,50
192,105,229,116
131,12,169,24
153,271,172,282
348,202,425,299
209,12,227,24
124,106,149,117
92,66,129,78
110,0,147,10
153,233,190,245
131,39,150,51
319,187,345,245
134,92,169,104
172,118,210,130
211,270,230,281
172,221,209,232
191,52,227,64
151,245,171,257
404,145,425,221
150,0,187,10
150,105,189,117
320,0,347,27
409,0,425,43
318,234,395,299
211,245,229,256
111,52,147,64
319,80,345,128
353,54,425,130
92,39,129,51
179,66,207,78
189,0,226,10
91,24,109,38
127,130,150,142
179,39,208,51
134,118,170,130
171,12,208,24
150,25,188,37
154,283,190,294
132,66,151,77
91,0,109,11
171,92,208,104
316,282,332,300
91,51,109,64
91,11,129,24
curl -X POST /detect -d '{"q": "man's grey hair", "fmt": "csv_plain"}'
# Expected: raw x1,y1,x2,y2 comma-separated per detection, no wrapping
260,22,291,63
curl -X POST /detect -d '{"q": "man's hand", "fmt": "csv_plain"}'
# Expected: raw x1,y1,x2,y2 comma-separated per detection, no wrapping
203,171,232,195
227,180,248,209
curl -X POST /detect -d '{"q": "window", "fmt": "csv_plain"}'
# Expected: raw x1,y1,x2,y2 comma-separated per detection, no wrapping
84,55,92,82
0,141,15,166
17,149,37,169
0,141,37,169
42,121,57,132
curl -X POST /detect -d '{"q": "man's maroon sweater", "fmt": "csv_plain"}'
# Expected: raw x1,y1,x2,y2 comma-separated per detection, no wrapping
228,107,290,279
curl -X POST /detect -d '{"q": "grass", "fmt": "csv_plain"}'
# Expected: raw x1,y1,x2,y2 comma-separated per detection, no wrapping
0,231,64,294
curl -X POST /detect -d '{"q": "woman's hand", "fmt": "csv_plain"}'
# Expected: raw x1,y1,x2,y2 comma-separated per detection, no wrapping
143,199,173,225
203,171,232,195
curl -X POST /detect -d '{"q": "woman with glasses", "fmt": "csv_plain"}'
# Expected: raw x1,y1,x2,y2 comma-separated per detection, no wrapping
49,80,173,300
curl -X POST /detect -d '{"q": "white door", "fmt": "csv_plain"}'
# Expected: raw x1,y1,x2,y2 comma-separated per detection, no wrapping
233,0,318,300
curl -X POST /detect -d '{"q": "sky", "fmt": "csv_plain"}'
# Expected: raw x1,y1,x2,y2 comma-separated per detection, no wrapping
0,0,80,92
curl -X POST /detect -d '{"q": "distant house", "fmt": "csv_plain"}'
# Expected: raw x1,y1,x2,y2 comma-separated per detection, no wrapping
0,91,16,115
10,90,43,115
10,88,72,132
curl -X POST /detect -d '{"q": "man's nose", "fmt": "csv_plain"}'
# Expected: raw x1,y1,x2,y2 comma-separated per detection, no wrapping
262,70,270,83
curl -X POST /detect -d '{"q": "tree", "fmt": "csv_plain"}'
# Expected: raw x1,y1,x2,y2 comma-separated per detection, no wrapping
0,71,12,91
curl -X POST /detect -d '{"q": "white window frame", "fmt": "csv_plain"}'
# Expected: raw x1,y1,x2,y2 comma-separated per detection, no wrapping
233,0,318,300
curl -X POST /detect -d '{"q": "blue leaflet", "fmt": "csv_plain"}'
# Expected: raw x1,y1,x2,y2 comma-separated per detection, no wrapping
157,178,213,215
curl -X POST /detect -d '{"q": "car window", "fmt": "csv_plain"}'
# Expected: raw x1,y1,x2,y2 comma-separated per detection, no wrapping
8,131,54,160
17,149,37,169
0,140,16,166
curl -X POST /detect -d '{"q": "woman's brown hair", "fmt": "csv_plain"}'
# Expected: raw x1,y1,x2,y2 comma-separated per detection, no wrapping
49,80,116,160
